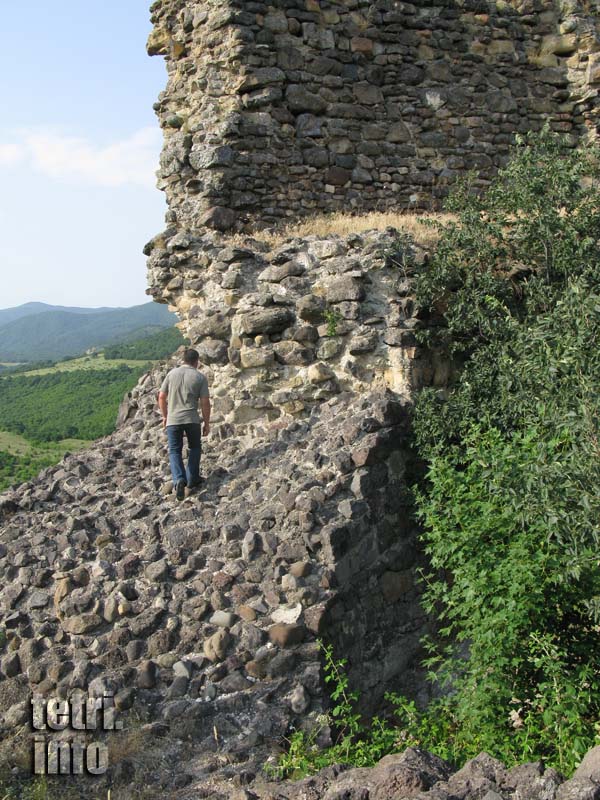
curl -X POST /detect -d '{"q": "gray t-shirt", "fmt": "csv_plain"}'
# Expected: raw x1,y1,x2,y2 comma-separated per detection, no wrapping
159,365,209,426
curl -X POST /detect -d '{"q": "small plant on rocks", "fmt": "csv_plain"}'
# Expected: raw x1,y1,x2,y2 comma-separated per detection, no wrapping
270,640,444,779
324,307,343,337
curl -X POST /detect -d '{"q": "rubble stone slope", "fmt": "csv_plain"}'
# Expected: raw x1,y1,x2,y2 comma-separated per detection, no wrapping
0,300,429,790
246,747,600,800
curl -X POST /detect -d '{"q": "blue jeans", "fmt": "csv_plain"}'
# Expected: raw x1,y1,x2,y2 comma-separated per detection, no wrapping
166,423,202,486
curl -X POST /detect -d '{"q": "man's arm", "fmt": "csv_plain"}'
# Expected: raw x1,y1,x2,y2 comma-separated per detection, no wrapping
201,396,211,436
158,391,168,429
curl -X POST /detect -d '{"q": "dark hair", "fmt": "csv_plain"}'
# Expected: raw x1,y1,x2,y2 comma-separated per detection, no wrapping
183,348,199,365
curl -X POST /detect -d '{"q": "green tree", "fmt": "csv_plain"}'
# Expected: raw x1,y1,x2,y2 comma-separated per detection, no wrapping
103,326,186,360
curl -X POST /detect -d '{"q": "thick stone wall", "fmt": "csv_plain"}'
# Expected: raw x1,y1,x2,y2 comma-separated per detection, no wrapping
0,339,427,795
148,0,600,231
145,227,449,418
144,217,453,723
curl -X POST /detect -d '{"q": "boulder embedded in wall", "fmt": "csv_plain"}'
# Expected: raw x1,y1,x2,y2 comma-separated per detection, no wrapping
196,339,228,364
297,294,326,323
238,67,286,92
192,310,231,341
240,347,275,369
199,206,236,231
152,226,434,413
189,145,235,171
238,307,295,336
325,276,366,303
285,84,328,114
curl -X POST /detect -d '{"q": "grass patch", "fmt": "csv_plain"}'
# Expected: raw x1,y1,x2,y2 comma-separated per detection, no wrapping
226,210,453,250
17,353,152,377
0,430,89,456
0,434,90,454
0,430,93,494
0,430,36,455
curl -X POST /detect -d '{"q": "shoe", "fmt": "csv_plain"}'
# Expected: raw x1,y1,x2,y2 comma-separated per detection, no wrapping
175,479,186,501
187,477,204,489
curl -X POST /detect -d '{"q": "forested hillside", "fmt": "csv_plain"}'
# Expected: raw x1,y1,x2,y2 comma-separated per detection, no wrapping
0,365,147,442
103,325,185,360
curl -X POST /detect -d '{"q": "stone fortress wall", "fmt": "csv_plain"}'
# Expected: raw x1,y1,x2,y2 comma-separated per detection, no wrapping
142,0,600,737
148,0,600,232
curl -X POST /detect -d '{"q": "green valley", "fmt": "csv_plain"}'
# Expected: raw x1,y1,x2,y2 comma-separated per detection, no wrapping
0,325,186,491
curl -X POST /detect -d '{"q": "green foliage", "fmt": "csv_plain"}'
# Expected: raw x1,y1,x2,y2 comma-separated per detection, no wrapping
0,774,119,800
0,365,146,444
0,449,60,492
103,326,186,360
415,125,600,359
415,423,600,772
379,230,416,276
0,777,44,800
324,307,343,336
412,126,600,775
271,642,480,781
271,642,431,779
269,641,382,779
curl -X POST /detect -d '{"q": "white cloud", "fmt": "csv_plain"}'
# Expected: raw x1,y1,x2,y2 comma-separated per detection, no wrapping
0,143,25,166
0,127,162,188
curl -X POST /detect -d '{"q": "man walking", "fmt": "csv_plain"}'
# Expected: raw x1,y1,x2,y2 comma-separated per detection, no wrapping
158,348,211,501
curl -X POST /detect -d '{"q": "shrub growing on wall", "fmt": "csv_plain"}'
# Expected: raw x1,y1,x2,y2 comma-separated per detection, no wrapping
412,126,600,772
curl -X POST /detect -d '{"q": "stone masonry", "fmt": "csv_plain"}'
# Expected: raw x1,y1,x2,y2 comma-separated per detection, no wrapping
148,0,600,231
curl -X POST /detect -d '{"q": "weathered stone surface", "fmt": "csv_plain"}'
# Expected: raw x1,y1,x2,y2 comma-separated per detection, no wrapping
325,277,366,303
297,294,326,324
286,84,327,114
251,745,584,800
380,570,413,602
240,347,275,369
199,206,236,231
61,613,103,635
145,558,169,582
137,659,159,689
2,2,599,795
256,748,451,799
209,610,237,628
1,652,21,678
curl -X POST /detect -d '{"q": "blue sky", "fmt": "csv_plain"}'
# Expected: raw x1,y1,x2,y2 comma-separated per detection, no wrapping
0,1,168,308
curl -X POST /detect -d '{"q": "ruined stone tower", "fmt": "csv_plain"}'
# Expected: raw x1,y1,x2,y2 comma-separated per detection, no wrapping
147,0,599,232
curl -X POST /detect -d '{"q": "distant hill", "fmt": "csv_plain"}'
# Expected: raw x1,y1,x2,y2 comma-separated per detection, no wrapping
0,301,118,327
0,302,177,362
